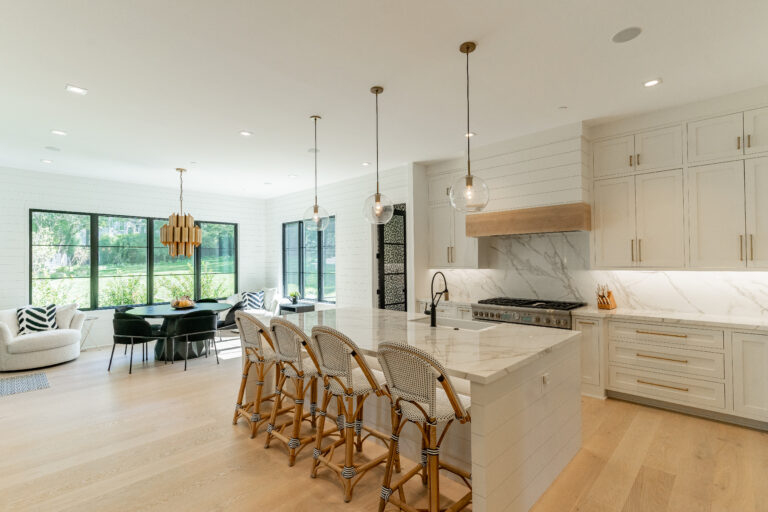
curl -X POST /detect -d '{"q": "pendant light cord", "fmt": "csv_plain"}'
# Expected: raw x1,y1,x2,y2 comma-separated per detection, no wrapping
375,90,380,194
466,49,471,177
313,116,318,206
179,169,184,215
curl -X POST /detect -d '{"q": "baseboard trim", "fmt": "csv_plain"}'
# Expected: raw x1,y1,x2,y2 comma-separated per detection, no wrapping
606,390,768,432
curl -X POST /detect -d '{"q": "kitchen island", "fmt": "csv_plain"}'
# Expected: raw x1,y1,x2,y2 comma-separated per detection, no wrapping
278,306,582,512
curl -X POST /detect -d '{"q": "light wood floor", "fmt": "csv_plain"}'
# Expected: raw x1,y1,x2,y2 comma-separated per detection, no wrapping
1,345,766,512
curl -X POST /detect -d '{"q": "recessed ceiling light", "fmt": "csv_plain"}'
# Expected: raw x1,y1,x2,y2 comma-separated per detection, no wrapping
362,162,371,166
465,132,476,138
264,181,272,185
190,161,197,165
45,146,60,152
41,159,52,164
288,174,298,178
643,78,662,88
558,105,568,110
239,130,252,137
612,27,642,44
50,129,67,136
65,84,88,95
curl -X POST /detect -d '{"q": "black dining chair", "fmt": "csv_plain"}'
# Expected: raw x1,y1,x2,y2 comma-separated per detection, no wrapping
216,300,245,340
170,310,219,371
110,314,167,374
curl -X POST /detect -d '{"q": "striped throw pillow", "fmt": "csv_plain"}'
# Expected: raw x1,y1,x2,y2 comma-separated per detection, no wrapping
17,305,58,335
241,291,265,310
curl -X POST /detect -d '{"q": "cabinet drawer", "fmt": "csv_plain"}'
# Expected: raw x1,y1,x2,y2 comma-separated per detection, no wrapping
609,321,724,350
608,365,725,410
609,340,724,379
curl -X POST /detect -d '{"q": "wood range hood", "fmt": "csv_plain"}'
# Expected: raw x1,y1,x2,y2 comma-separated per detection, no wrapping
465,202,591,237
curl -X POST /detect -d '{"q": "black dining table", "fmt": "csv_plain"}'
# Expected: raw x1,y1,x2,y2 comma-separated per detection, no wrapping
125,303,231,361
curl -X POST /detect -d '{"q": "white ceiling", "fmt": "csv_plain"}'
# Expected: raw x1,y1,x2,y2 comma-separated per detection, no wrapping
1,0,768,197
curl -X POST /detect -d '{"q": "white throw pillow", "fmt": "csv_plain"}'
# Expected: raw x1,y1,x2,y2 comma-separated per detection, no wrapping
17,305,58,335
55,303,78,329
263,287,278,313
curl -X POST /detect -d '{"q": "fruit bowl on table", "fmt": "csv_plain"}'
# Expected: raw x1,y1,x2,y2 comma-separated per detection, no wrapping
170,299,196,310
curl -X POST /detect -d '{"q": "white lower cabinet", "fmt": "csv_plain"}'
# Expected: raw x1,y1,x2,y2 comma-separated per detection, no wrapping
732,332,768,420
573,316,604,397
609,365,726,410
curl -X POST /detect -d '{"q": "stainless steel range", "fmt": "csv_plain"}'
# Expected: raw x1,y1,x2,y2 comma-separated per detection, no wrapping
471,298,586,329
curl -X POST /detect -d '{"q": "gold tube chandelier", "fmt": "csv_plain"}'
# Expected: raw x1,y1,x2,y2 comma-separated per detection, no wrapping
160,168,201,258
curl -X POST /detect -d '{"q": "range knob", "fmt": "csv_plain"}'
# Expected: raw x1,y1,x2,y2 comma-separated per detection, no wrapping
545,318,551,324
534,316,540,323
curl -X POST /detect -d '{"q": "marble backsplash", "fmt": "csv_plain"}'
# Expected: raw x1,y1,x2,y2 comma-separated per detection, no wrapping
432,232,768,317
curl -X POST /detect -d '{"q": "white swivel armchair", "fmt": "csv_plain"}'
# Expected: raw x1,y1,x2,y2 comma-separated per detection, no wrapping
0,304,85,371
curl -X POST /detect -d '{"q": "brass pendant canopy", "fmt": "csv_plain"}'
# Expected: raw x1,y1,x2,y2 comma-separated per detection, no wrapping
160,168,201,258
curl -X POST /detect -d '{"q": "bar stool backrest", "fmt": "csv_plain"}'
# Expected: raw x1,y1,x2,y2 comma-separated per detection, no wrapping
377,342,469,422
269,317,320,374
235,311,275,355
311,325,381,394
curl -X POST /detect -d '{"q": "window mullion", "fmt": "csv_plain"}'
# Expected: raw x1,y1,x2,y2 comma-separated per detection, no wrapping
90,214,98,309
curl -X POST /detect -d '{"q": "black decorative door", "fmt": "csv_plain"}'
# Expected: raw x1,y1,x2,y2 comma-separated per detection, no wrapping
377,204,406,310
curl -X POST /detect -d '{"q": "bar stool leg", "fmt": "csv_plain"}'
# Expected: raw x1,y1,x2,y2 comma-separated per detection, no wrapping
310,386,333,478
341,395,356,502
420,431,428,485
249,362,265,438
265,372,287,449
233,358,253,424
427,423,440,512
310,377,318,428
354,395,364,452
378,412,403,512
288,377,305,467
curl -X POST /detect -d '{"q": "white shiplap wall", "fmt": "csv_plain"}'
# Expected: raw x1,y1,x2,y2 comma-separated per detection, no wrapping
425,122,591,210
0,166,267,347
263,165,410,308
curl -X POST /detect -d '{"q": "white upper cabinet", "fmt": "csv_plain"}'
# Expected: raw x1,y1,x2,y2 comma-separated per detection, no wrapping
635,170,685,268
635,126,683,172
593,177,636,267
594,127,682,178
732,332,768,421
687,113,744,164
687,161,746,268
428,204,453,268
745,157,768,268
593,135,634,178
744,107,768,155
451,210,479,268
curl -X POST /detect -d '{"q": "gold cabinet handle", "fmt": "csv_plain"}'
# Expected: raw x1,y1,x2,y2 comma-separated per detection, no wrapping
748,134,752,148
629,154,633,166
635,329,688,338
630,239,635,262
636,353,688,364
740,234,744,261
638,238,642,262
447,246,450,263
737,136,741,150
637,379,689,392
750,234,754,261
578,320,596,325
636,153,640,166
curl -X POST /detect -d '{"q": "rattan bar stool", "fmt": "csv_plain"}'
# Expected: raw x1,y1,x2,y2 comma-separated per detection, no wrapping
309,326,400,502
232,311,288,438
264,317,339,466
376,342,472,512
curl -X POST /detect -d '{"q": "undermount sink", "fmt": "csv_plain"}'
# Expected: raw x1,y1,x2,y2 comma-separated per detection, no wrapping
410,316,497,331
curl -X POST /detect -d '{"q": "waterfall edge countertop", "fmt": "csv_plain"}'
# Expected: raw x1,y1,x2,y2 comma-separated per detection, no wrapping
280,306,580,385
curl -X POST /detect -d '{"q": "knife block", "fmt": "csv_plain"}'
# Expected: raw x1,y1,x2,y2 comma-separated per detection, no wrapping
597,291,617,310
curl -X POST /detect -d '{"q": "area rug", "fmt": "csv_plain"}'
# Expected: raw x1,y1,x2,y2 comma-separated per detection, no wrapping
0,373,50,396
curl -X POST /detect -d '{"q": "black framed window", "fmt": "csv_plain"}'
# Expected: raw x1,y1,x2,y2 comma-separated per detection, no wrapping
29,209,238,309
282,216,335,303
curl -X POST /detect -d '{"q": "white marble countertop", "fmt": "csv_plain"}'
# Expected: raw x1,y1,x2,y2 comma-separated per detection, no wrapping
282,307,580,385
573,306,768,332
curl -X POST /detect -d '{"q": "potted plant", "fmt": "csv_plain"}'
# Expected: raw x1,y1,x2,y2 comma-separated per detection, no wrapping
289,291,300,304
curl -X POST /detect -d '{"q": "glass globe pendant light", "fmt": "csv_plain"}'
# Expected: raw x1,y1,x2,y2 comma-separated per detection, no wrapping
303,115,330,231
363,86,394,224
449,41,489,213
